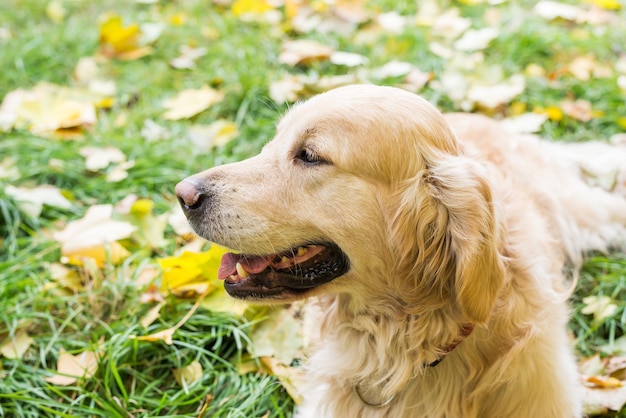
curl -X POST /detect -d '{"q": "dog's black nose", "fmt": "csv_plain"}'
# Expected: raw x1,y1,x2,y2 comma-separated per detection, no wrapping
175,179,205,210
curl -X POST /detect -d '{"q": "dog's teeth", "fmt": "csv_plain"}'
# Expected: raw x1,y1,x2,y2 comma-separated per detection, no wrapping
235,263,249,278
281,256,290,264
297,247,307,256
229,274,238,281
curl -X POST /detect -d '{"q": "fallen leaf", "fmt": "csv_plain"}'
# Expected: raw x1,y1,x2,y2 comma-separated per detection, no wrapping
126,198,168,249
500,113,548,134
162,86,224,120
467,75,526,109
5,184,72,217
188,120,239,149
49,263,84,293
561,99,595,122
0,82,98,134
99,15,152,60
0,157,19,180
46,0,66,23
454,27,499,52
53,204,136,266
582,295,618,322
533,1,582,21
45,348,99,386
79,146,126,171
168,206,195,238
582,383,626,415
260,357,305,404
173,360,203,387
232,0,275,17
170,45,208,69
0,329,34,359
158,245,228,296
587,0,622,10
141,119,169,142
140,301,165,327
431,8,471,40
249,304,305,365
278,39,334,66
329,51,369,67
371,60,414,79
586,375,624,389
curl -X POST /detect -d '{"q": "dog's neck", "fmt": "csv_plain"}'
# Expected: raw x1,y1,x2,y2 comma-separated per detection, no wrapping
313,294,475,409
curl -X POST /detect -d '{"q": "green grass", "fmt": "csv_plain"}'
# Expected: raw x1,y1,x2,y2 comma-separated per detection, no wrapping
1,0,626,416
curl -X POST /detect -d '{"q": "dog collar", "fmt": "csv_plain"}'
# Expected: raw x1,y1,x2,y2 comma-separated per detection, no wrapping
353,323,474,408
428,323,474,367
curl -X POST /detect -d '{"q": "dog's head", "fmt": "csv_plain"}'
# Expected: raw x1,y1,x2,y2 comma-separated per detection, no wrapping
176,85,504,323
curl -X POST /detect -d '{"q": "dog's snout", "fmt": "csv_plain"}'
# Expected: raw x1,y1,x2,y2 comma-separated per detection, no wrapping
175,179,206,211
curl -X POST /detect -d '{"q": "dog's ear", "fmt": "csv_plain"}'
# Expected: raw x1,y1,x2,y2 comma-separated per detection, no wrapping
390,155,504,323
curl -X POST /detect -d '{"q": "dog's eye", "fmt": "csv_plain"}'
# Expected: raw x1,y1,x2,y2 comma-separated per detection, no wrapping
295,147,324,165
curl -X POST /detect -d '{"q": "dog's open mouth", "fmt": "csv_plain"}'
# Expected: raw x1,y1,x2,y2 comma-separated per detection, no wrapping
217,243,349,299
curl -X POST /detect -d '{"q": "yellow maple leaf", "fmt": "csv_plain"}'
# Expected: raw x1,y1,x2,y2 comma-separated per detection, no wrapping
232,0,275,16
99,15,151,60
158,244,229,296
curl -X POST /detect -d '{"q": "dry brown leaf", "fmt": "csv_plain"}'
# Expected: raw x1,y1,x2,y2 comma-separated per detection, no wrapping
45,348,99,386
0,329,34,359
162,86,224,120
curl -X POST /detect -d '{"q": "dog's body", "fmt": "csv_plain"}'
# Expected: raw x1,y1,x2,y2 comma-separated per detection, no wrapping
176,85,626,417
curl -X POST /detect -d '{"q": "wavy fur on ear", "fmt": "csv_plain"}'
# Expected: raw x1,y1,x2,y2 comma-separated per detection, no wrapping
391,153,505,323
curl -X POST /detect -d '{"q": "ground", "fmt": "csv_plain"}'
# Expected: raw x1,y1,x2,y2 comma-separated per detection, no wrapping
1,0,626,417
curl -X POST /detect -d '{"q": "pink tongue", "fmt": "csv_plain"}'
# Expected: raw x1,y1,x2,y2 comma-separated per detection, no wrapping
218,253,271,280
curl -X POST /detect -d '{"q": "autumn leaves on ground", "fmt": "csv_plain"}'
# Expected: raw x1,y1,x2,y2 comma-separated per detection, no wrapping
1,0,626,416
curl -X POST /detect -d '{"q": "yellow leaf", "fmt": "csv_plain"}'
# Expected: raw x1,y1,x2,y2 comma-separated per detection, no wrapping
0,329,34,359
49,263,84,293
534,105,563,122
617,117,626,129
586,0,622,10
232,0,275,16
586,376,624,389
173,360,203,387
188,120,239,149
158,244,229,295
62,241,130,267
45,348,99,386
99,15,142,56
132,328,175,345
162,86,224,120
169,12,187,25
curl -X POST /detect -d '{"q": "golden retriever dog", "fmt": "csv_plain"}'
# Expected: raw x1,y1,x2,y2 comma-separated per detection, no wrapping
175,85,626,417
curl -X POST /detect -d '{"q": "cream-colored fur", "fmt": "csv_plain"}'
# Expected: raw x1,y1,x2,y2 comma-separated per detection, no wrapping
181,85,626,417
